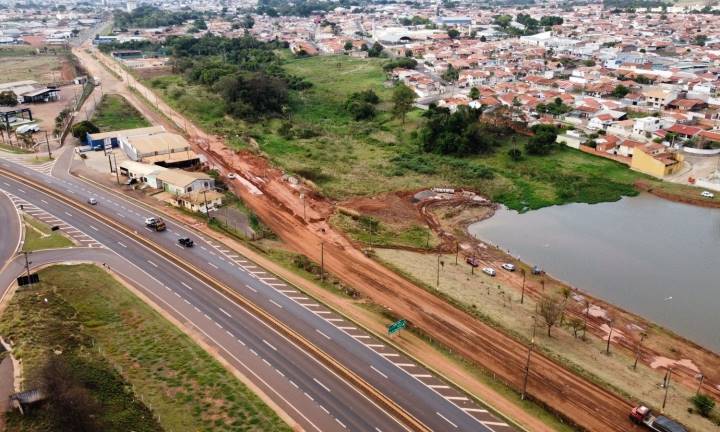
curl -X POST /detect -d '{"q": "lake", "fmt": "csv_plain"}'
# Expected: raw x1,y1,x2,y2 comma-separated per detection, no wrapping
468,193,720,352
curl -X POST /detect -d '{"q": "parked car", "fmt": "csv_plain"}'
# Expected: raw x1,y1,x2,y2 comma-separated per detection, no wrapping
482,267,496,277
87,197,98,205
178,237,194,248
227,172,238,179
531,265,544,275
501,263,515,272
701,190,715,198
466,256,479,267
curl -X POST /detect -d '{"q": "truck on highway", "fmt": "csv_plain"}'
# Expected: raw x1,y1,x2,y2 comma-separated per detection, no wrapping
145,217,166,232
629,406,687,432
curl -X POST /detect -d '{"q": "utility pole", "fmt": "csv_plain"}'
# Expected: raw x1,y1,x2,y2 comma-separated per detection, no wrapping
696,374,705,396
22,251,32,287
521,317,536,400
320,242,325,283
661,368,672,413
520,268,526,304
436,254,440,287
112,153,120,184
455,242,459,265
633,332,646,370
202,189,210,219
44,130,52,159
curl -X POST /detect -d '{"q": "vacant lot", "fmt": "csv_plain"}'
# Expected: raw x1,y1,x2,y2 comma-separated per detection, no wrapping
0,265,289,432
375,248,719,432
0,47,64,84
146,55,655,210
92,94,151,131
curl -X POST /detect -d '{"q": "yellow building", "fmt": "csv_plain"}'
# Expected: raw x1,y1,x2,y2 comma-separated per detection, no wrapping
631,144,684,178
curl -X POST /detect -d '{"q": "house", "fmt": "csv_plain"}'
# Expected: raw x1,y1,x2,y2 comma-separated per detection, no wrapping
631,144,684,177
642,88,678,109
172,190,224,213
156,169,214,196
633,116,666,136
665,124,703,140
118,160,168,188
120,132,199,167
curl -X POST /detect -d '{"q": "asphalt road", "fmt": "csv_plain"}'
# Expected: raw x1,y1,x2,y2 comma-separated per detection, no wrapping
0,190,21,274
0,148,515,432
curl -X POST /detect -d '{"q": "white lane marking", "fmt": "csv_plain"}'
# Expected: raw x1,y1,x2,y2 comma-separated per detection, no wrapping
335,418,346,429
236,339,246,347
380,353,400,357
276,369,284,377
429,385,451,389
147,260,158,268
245,284,257,293
367,344,384,348
181,282,193,290
200,246,207,251
320,405,329,414
263,339,277,351
289,380,299,389
215,322,223,329
315,310,332,315
194,306,200,313
117,241,127,248
338,326,356,330
445,396,469,401
316,329,331,340
371,365,388,379
250,349,258,356
353,335,371,339
89,225,99,231
17,188,26,193
412,374,432,378
269,300,282,308
482,421,507,426
219,307,232,318
40,199,48,204
463,408,488,413
208,262,218,269
204,314,211,320
173,292,181,298
64,211,72,217
304,392,314,401
437,412,458,428
395,363,415,367
313,378,331,393
326,318,343,322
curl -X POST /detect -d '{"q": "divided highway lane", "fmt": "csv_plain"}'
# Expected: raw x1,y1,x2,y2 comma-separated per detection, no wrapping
0,190,22,271
0,174,406,432
1,150,515,432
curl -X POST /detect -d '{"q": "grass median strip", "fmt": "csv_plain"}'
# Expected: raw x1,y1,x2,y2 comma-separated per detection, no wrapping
21,214,74,251
0,264,291,432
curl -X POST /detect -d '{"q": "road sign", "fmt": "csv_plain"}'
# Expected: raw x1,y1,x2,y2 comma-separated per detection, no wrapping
388,319,407,335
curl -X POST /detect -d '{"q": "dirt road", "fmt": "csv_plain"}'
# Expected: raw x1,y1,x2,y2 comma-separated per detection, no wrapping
76,45,640,431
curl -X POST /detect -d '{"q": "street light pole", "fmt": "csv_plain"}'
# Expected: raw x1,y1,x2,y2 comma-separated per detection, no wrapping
112,153,120,185
696,374,705,396
203,189,210,219
320,242,325,283
22,251,32,287
661,368,672,413
606,320,614,355
520,268,526,304
633,333,646,370
436,254,440,287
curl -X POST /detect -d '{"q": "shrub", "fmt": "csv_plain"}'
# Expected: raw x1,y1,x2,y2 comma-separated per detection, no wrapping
692,394,716,417
71,121,99,143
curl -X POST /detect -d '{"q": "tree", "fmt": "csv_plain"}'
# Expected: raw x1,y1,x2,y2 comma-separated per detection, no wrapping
442,64,459,83
691,394,715,417
194,18,208,30
507,147,522,161
42,356,102,432
693,34,708,46
241,14,255,29
392,83,415,125
367,42,384,57
214,72,288,119
404,48,413,57
0,91,18,106
344,41,353,51
568,316,584,339
494,14,512,28
469,86,480,100
447,29,460,39
346,89,380,120
539,293,566,337
71,121,99,143
479,35,487,42
525,125,558,155
611,84,630,98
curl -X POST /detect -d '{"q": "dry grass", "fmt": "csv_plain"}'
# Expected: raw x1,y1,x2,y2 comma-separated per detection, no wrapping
375,248,719,431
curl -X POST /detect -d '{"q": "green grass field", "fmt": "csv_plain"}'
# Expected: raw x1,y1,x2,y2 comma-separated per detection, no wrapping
92,94,151,131
0,265,289,432
22,215,74,251
144,54,686,211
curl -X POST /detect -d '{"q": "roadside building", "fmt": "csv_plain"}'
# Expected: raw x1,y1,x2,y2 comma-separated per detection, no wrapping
118,160,168,188
156,169,214,196
171,190,224,213
87,126,165,151
20,87,60,104
120,132,199,167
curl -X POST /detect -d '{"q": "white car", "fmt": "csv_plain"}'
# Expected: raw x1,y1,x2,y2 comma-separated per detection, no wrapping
87,197,98,205
701,190,715,198
482,267,496,277
501,263,516,272
144,217,160,226
227,173,238,179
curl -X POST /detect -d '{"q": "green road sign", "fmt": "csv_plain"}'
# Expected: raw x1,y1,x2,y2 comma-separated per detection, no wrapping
388,319,407,335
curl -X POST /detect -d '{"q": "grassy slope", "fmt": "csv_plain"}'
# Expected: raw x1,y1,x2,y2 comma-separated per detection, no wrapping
92,94,151,131
0,265,290,432
22,215,74,251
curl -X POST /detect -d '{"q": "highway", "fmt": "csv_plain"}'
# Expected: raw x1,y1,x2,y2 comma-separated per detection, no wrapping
0,148,516,432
